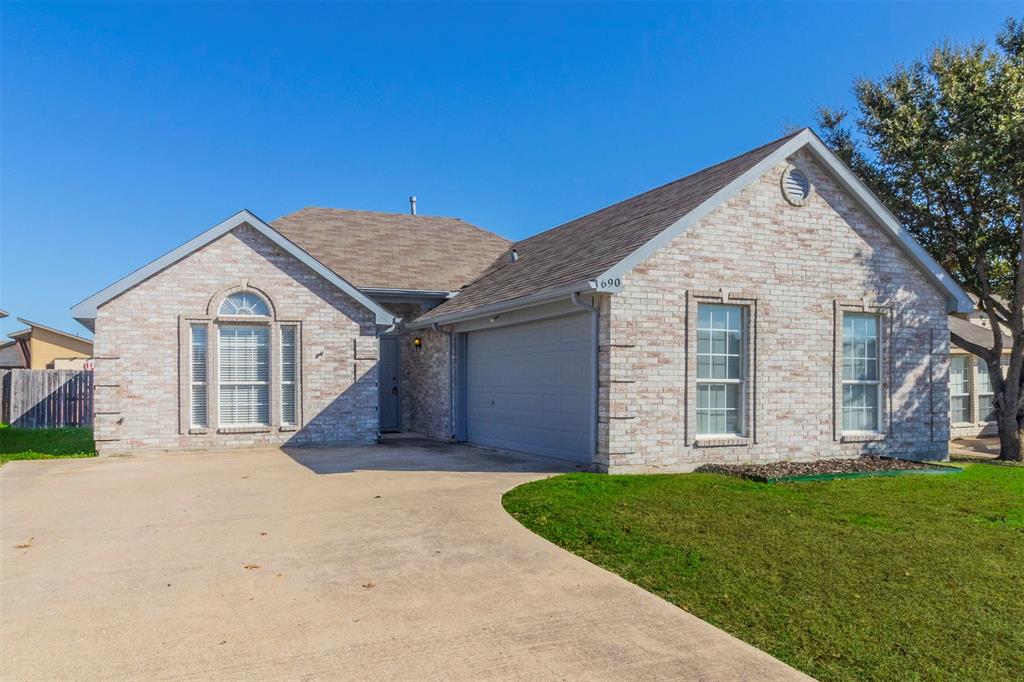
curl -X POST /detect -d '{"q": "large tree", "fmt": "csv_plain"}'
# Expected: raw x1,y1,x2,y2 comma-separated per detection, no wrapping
817,17,1023,461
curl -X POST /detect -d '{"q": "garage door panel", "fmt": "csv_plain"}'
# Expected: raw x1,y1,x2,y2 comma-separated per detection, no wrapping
466,314,592,463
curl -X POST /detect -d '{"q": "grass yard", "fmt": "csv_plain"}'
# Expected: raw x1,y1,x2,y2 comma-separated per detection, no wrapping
503,464,1024,681
0,424,96,464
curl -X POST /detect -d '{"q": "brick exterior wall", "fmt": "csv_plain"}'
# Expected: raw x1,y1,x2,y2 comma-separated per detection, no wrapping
93,224,379,454
388,303,452,440
598,151,951,472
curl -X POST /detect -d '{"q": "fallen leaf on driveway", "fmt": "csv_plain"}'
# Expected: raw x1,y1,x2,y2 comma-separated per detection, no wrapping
14,537,33,549
243,564,260,570
362,582,376,589
260,532,267,536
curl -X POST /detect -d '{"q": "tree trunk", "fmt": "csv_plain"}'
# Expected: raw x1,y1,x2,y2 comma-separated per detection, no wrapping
995,407,1023,462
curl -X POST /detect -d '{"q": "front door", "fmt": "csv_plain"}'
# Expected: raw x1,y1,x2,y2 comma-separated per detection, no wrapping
379,336,401,432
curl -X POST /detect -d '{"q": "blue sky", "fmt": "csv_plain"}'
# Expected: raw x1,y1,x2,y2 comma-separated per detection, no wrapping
1,2,1017,338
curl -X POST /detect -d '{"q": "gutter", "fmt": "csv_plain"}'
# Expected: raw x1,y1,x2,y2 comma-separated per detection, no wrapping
406,280,598,329
570,292,600,464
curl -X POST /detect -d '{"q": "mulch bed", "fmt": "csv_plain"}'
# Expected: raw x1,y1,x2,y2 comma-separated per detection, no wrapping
698,456,949,481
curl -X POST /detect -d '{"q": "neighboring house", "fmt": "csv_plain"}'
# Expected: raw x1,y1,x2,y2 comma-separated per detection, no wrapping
0,341,27,368
71,129,971,471
948,310,1011,438
8,319,94,370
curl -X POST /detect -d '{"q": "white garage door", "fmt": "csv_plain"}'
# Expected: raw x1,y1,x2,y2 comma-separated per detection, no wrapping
466,313,592,463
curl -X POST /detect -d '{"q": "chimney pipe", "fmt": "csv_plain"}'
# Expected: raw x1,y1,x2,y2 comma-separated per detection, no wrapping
409,195,417,216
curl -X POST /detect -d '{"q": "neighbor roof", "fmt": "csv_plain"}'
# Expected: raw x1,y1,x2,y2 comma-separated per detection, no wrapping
11,318,93,345
272,208,510,292
949,314,1011,350
413,128,972,326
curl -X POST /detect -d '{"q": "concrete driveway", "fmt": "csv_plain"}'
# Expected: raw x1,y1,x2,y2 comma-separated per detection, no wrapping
1,437,807,681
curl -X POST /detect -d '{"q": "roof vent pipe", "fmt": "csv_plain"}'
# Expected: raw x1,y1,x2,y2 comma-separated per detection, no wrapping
409,196,417,215
510,249,519,262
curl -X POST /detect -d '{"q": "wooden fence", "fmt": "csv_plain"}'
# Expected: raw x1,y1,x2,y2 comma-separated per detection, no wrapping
0,369,94,428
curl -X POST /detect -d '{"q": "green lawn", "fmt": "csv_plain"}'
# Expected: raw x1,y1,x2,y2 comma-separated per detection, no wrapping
503,464,1024,681
0,424,96,464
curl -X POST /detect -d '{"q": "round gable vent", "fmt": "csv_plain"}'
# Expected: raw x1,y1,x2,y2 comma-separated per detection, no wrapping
781,165,812,206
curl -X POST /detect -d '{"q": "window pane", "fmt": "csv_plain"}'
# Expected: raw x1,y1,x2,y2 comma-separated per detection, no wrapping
281,326,297,425
696,383,741,436
219,291,271,317
975,360,994,394
949,356,969,395
978,394,995,421
950,395,969,423
190,325,207,427
843,383,879,431
218,325,270,426
697,304,743,380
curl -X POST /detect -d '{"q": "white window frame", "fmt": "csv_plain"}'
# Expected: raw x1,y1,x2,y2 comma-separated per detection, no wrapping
190,324,208,428
217,324,271,428
841,312,882,434
949,355,971,424
696,303,745,438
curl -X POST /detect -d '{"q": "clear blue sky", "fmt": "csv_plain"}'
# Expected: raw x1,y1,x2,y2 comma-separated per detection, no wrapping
1,2,1017,338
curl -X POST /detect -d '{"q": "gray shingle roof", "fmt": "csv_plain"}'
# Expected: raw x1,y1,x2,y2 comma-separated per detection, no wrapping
272,208,510,291
949,314,1010,350
416,130,802,324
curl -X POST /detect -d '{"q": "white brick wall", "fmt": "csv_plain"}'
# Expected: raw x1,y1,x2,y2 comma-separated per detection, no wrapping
599,152,951,472
93,224,379,453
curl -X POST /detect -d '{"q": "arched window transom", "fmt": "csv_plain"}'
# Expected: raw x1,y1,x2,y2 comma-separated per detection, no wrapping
219,291,271,317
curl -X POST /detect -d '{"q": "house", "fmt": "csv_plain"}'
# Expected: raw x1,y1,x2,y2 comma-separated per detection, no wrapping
7,318,93,370
0,340,27,368
71,129,971,471
948,309,1011,438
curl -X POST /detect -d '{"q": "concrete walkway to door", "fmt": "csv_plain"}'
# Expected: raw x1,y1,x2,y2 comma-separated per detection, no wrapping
1,437,808,681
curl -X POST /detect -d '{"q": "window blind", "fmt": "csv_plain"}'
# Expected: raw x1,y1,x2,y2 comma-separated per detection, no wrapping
190,325,208,427
219,325,270,426
281,325,297,425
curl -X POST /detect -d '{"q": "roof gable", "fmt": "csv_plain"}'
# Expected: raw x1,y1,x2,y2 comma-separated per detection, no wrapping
271,208,510,291
414,129,972,326
71,210,397,329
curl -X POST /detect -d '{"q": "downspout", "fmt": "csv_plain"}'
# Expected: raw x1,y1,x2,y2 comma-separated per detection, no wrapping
432,323,455,439
570,292,600,464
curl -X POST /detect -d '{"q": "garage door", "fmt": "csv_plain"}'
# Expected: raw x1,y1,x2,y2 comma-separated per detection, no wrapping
465,313,592,463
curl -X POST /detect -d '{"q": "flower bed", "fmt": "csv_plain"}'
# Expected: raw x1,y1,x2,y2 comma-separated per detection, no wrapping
698,456,959,482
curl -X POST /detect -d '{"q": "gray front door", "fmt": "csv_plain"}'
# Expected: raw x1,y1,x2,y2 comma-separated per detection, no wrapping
465,314,592,463
379,336,400,432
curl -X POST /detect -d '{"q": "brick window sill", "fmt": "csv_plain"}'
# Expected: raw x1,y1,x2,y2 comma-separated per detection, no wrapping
189,427,209,435
694,437,750,448
217,426,272,434
840,432,886,443
279,425,299,433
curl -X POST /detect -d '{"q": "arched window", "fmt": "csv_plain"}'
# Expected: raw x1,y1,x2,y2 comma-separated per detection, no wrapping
219,291,271,317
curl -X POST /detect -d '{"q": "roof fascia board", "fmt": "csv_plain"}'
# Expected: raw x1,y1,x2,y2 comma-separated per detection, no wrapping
595,129,973,314
71,210,397,326
406,280,597,329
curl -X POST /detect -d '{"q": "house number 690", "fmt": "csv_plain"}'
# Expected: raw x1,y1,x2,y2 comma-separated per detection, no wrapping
599,278,622,289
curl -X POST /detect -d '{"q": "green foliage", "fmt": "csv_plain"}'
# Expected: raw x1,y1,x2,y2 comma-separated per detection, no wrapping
0,424,97,464
817,17,1024,460
817,18,1023,299
504,466,1024,681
